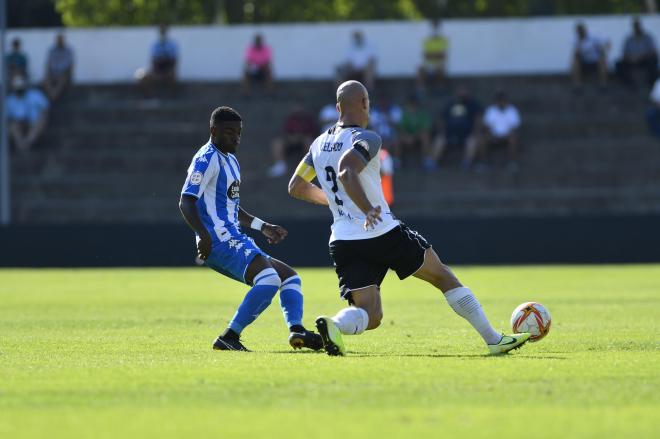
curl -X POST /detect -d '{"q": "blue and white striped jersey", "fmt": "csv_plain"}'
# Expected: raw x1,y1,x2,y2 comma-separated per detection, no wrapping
181,140,242,244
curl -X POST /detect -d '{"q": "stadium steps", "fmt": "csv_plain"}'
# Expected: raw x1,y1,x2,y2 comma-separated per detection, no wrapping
10,76,660,223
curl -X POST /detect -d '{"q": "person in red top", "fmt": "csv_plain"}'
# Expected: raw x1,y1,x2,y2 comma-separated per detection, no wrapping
267,103,318,177
243,33,273,95
379,148,394,206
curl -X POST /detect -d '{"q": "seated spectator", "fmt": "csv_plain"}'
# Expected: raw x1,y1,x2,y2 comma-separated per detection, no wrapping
481,91,522,171
646,76,660,139
571,22,610,90
43,33,74,101
5,38,28,81
319,102,340,132
430,86,482,170
267,103,318,177
137,24,178,95
417,19,449,93
337,31,376,90
398,96,431,169
369,95,402,159
6,76,49,152
243,33,274,95
615,17,658,89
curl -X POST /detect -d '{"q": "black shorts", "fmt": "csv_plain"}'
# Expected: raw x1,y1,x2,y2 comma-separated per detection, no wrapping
329,223,431,300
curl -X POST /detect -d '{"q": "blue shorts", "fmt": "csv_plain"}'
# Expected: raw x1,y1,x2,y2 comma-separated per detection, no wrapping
204,233,268,284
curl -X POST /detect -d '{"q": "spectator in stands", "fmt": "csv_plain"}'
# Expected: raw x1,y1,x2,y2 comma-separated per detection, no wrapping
615,17,658,89
481,91,522,172
337,31,376,90
430,86,482,170
6,75,49,152
137,24,178,95
647,76,660,139
5,38,28,81
267,103,318,177
398,95,432,169
417,19,449,93
571,22,610,90
319,102,339,132
43,33,74,101
369,95,402,161
243,33,274,95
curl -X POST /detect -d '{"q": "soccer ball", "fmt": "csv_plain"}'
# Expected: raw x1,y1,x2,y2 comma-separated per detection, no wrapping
510,302,551,342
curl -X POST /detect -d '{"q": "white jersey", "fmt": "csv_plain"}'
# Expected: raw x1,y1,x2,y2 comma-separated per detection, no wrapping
304,125,398,242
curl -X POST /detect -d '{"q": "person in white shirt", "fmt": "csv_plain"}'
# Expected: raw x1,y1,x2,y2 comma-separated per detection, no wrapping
646,77,660,139
571,22,610,89
482,91,521,170
337,31,376,89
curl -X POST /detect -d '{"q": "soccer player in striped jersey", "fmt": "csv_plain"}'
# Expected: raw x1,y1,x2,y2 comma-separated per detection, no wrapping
288,81,530,356
179,106,322,352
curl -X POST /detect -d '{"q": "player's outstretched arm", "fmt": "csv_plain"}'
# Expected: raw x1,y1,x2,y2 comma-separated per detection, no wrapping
338,150,382,229
238,207,288,244
179,194,212,259
288,159,329,206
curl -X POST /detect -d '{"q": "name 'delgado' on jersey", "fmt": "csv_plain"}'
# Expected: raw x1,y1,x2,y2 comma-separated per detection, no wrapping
321,141,343,152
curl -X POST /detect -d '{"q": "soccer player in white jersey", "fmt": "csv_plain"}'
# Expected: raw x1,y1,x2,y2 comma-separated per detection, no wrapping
288,81,530,356
179,106,323,352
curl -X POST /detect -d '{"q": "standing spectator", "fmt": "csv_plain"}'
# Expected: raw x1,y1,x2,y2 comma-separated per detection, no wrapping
137,24,178,95
615,17,658,89
43,33,74,101
243,33,274,95
571,22,610,90
430,86,482,170
5,38,28,81
417,19,449,93
6,76,49,152
398,96,432,169
481,91,522,171
267,103,318,177
647,76,660,139
337,31,376,90
369,95,402,157
380,148,395,206
319,102,340,132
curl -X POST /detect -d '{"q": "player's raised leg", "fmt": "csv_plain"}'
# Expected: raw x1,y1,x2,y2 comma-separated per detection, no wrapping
213,255,280,351
412,247,530,354
269,258,323,351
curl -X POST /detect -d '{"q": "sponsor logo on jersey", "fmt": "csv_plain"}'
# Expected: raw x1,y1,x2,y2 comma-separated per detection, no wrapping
227,181,240,199
190,171,203,185
197,155,208,163
321,141,343,152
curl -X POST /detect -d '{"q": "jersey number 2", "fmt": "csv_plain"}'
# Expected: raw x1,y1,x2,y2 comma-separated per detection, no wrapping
324,166,344,206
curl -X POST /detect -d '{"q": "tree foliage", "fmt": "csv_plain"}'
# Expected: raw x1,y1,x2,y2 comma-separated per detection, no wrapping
50,0,660,27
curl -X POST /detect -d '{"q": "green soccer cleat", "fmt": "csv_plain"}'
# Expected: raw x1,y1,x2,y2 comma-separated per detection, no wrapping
488,333,531,355
315,316,346,356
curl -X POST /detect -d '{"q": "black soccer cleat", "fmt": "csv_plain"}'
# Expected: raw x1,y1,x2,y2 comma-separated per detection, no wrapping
212,335,251,352
315,316,346,356
288,329,324,351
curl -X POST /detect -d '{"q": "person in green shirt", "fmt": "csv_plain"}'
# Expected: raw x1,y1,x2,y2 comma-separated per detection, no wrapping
417,20,448,92
398,96,432,169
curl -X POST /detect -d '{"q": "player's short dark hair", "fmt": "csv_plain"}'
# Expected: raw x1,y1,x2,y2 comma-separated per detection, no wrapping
210,106,242,127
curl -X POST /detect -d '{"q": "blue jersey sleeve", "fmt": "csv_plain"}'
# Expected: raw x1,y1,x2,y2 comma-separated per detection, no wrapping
181,151,218,198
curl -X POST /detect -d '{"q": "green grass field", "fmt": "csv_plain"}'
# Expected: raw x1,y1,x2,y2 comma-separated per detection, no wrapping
1,265,658,439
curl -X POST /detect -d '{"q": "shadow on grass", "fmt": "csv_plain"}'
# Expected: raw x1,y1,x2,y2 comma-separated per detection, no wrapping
265,351,568,360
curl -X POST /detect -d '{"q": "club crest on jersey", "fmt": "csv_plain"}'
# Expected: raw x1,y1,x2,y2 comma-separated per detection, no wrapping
190,171,203,185
227,181,240,199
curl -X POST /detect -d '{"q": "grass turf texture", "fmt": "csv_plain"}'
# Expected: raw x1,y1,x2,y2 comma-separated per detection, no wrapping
0,265,658,439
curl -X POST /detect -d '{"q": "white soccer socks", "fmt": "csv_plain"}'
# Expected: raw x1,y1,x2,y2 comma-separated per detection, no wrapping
444,286,502,345
332,306,369,335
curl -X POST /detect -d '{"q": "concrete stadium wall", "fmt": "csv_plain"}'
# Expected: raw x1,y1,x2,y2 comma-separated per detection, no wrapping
0,215,658,267
6,15,660,83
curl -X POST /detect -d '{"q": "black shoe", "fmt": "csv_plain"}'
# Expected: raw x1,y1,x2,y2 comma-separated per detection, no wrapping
288,329,324,351
213,335,250,351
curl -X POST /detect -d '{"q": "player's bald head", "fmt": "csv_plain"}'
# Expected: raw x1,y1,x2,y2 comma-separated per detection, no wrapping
336,80,368,110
